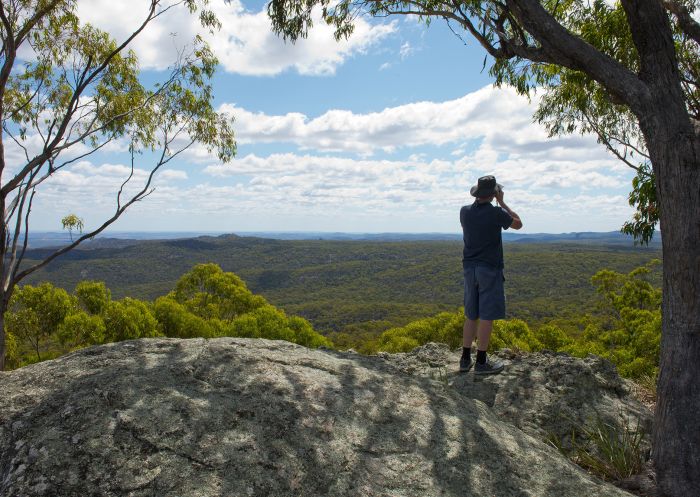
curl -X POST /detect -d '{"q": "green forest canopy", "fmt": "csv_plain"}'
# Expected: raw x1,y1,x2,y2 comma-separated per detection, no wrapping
23,236,661,336
8,260,661,381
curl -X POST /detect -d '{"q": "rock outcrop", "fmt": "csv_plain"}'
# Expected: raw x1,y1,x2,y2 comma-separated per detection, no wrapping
0,338,642,497
379,343,653,451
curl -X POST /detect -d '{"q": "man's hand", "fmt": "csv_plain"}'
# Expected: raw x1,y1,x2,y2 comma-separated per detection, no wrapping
496,189,523,230
495,188,505,205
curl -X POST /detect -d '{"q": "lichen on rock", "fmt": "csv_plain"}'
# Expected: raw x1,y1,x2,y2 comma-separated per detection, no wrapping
0,338,638,496
380,343,653,452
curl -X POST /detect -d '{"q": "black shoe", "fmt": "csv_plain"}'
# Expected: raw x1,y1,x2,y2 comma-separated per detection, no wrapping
459,356,473,372
474,358,504,375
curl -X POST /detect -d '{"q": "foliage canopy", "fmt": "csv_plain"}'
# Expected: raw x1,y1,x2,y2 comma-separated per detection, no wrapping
0,0,236,370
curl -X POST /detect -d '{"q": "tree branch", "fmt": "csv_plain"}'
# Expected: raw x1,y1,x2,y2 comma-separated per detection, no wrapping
9,187,36,291
14,173,152,284
4,183,35,292
663,0,700,45
505,0,650,109
0,1,160,197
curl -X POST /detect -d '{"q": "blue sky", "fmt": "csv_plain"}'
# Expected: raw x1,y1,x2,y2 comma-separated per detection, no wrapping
19,0,636,234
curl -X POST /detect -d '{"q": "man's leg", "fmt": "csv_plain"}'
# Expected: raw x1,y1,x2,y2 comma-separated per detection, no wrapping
461,267,478,372
460,319,477,371
473,266,505,375
476,319,494,353
474,318,503,374
463,318,478,349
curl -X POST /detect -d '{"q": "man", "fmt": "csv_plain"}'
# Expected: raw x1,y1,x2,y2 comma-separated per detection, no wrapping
459,175,522,375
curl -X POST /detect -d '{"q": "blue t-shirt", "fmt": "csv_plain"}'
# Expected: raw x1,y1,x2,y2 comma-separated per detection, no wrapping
460,201,513,269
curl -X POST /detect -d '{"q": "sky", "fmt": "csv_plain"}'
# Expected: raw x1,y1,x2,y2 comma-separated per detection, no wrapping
17,0,637,234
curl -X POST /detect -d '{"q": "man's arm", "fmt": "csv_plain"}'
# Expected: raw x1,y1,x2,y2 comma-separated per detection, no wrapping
495,190,523,230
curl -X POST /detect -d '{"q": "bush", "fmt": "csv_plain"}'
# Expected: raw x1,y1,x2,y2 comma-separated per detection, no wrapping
534,324,573,351
376,311,462,352
6,283,74,361
226,305,332,348
103,298,160,342
4,332,20,369
56,312,106,348
172,263,267,320
489,319,543,352
75,281,111,315
153,296,222,338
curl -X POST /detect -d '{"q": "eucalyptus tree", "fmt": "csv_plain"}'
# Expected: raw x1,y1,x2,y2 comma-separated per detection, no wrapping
0,0,235,370
268,1,699,495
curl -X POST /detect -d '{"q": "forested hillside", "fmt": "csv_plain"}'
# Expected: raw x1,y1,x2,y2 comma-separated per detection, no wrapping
9,259,662,384
23,235,661,336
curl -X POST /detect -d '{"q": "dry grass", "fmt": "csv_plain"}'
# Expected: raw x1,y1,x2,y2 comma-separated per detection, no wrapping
548,416,648,484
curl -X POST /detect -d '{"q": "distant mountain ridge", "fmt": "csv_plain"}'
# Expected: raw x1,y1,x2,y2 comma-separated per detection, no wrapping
28,230,659,249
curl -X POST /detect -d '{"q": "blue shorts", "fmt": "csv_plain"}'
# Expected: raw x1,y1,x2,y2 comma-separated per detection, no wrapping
463,265,506,320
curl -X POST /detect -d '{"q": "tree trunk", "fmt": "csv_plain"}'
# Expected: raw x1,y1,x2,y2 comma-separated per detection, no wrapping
0,314,5,371
647,117,700,497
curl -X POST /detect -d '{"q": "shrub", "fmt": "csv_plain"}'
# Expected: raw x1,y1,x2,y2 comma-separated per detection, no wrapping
56,312,106,348
377,311,462,352
75,281,111,315
535,324,573,351
549,416,647,483
103,298,160,342
490,319,543,352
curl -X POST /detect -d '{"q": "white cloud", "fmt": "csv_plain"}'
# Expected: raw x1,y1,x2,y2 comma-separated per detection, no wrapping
399,41,414,59
76,0,396,76
28,147,635,233
19,79,636,233
210,85,618,163
159,169,189,181
200,149,630,218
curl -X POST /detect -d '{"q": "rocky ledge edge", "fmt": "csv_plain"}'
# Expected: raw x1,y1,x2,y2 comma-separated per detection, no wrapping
0,338,650,497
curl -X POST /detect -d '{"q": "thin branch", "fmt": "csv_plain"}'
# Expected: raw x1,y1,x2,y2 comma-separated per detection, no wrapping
10,188,36,290
4,179,35,291
13,137,175,284
117,145,138,210
3,168,38,226
2,136,116,222
1,1,160,196
445,19,469,46
664,0,700,45
50,135,116,172
583,112,651,174
2,160,41,287
6,80,44,121
1,124,31,163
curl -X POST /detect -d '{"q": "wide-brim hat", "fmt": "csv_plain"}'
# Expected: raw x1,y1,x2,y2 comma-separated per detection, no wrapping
470,175,502,197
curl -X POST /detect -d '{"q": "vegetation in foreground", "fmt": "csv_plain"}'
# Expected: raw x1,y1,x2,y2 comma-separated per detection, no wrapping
8,261,660,382
4,264,330,369
23,237,661,339
367,260,661,380
6,260,660,492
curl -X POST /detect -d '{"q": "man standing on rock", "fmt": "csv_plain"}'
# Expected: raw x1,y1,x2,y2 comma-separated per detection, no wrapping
459,175,522,375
